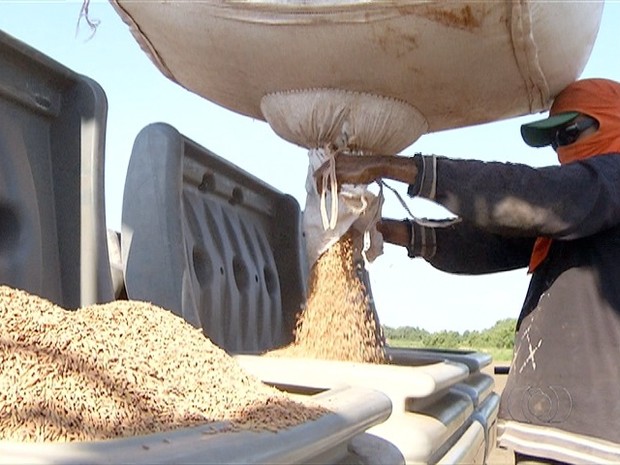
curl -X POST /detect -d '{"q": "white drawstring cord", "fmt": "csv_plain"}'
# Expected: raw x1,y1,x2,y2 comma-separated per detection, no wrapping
319,145,340,231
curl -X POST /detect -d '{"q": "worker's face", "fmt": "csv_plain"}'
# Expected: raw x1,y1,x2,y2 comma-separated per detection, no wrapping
551,114,599,152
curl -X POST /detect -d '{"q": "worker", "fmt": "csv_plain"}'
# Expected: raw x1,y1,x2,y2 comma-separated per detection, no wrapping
315,78,620,465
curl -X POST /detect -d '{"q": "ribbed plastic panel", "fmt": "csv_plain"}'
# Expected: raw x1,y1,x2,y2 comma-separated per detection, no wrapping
234,352,496,465
437,420,486,465
473,392,501,462
387,347,492,373
0,31,113,308
453,372,495,408
122,123,307,352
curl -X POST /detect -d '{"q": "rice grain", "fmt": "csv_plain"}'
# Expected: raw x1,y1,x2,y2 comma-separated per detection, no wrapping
0,286,327,442
269,231,386,363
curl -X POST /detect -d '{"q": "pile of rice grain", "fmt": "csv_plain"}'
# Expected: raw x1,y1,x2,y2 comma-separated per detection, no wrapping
0,286,327,442
269,231,386,363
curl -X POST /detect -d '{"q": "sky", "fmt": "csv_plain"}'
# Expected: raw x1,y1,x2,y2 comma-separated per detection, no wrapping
1,1,619,332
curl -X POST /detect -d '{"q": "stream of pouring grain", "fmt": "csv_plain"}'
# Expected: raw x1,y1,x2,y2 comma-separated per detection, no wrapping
0,286,327,442
268,231,386,363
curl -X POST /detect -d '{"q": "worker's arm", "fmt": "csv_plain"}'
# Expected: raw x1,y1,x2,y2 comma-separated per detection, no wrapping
318,153,620,239
378,217,534,274
418,153,620,239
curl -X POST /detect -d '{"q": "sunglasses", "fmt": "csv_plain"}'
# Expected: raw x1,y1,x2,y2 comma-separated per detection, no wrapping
551,117,598,150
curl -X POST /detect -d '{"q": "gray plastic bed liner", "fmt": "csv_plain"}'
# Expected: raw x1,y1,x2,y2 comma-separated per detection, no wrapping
234,354,498,465
122,123,307,353
387,347,492,373
0,30,114,308
0,386,392,465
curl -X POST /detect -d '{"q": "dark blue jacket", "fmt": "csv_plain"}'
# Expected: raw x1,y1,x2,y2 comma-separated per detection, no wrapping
408,153,620,463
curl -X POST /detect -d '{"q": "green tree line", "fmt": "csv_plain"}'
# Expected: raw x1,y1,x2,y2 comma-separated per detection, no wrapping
383,318,516,352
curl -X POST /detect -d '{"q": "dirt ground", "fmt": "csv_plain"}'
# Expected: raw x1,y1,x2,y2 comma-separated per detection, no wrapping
482,362,514,465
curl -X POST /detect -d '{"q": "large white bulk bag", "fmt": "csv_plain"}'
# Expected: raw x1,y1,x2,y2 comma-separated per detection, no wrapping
111,0,603,142
111,0,603,262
